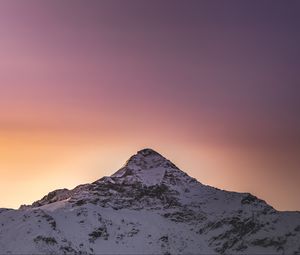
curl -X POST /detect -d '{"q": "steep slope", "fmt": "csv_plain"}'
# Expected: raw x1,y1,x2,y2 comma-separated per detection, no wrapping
0,149,299,254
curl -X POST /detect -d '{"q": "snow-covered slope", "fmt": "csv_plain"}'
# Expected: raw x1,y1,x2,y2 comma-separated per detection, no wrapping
0,148,299,254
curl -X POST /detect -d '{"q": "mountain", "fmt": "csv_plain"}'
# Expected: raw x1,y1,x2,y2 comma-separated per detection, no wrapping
0,148,299,254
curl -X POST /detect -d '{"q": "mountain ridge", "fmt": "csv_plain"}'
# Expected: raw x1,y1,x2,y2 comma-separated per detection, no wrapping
1,148,299,254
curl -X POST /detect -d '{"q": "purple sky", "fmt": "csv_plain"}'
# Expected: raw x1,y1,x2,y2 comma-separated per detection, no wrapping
0,1,299,210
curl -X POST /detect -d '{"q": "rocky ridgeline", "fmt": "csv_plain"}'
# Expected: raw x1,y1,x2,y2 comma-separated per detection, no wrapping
1,149,300,254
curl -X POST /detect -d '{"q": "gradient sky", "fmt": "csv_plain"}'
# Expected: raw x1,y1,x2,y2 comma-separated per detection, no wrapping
0,0,299,210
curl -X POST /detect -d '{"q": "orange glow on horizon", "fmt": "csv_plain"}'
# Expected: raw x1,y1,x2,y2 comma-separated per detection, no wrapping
0,1,299,211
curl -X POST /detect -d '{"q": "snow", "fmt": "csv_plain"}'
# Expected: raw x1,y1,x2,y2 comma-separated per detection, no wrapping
38,199,70,212
0,148,299,254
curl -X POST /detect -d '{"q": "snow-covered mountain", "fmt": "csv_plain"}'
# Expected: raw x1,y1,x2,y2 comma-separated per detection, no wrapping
0,148,299,254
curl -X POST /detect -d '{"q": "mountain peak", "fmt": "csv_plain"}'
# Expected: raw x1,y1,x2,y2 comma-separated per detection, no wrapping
137,148,163,157
110,149,183,186
123,148,178,170
131,148,167,163
2,148,300,255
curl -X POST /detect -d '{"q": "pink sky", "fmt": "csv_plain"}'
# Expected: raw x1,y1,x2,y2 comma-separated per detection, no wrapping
0,1,299,210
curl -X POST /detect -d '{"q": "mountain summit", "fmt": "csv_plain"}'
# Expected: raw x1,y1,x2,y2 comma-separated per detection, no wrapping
0,149,299,254
111,148,190,187
121,148,180,175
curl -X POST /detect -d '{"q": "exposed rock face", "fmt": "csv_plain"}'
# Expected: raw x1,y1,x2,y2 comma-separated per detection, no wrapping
0,149,299,254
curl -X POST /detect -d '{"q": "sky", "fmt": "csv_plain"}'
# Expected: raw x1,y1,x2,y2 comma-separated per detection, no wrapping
0,0,299,211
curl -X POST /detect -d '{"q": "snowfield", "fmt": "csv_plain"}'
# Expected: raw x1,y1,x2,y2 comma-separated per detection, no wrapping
0,148,299,254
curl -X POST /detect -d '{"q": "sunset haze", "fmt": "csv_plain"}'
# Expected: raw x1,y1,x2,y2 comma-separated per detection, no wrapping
0,1,299,211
